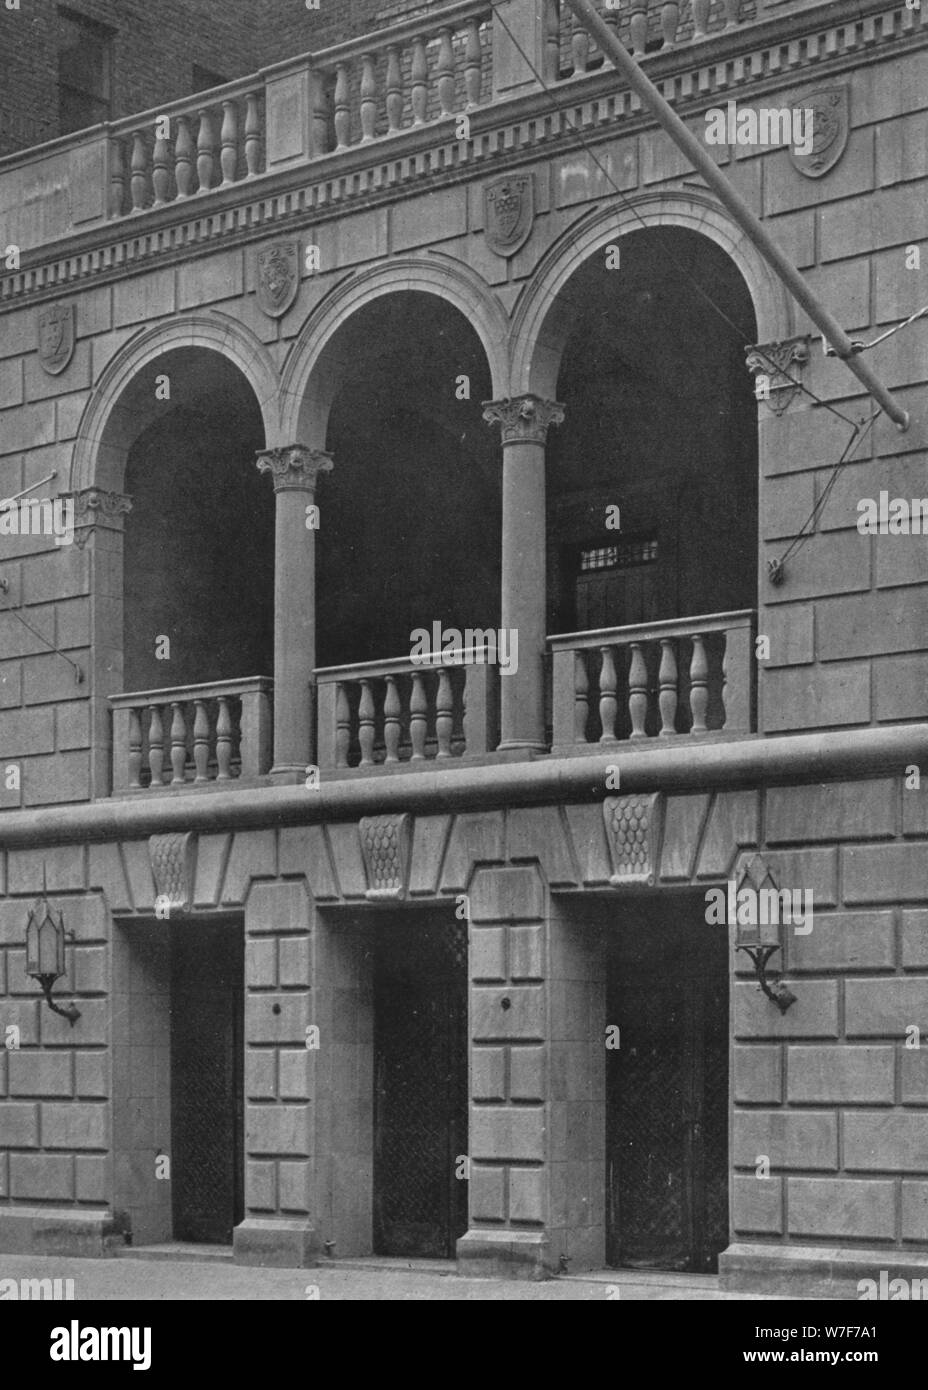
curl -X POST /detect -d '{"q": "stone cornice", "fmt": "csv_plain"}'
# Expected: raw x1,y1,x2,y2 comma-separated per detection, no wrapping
0,0,922,310
0,725,922,851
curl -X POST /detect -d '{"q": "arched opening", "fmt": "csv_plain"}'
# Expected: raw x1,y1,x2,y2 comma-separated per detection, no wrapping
120,349,273,691
542,227,758,741
315,290,500,669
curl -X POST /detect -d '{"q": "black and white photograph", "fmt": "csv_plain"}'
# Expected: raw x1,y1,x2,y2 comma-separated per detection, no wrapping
0,0,925,1349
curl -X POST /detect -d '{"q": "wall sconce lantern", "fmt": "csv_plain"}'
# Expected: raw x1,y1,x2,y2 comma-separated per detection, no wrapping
25,889,81,1027
732,854,797,1016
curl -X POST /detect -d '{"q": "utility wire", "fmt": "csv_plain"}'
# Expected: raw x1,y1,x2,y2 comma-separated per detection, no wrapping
0,601,84,683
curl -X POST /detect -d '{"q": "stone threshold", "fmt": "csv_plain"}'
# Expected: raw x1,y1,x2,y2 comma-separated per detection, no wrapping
116,1243,234,1264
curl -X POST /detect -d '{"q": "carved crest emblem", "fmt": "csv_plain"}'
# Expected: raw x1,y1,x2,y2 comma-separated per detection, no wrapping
789,85,850,179
257,240,300,318
485,174,534,257
37,303,75,375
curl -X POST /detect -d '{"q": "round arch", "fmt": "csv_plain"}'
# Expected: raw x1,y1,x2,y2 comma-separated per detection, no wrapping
510,191,794,399
69,311,280,493
278,256,511,446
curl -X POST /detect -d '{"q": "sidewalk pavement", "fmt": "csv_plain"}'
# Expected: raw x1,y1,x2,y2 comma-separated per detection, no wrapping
0,1250,789,1300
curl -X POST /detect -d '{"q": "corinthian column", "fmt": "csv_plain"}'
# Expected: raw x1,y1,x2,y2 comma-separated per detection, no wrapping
483,394,564,752
257,445,333,776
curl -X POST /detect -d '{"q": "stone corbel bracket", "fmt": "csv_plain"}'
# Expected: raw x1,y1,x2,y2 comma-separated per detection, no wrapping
359,813,412,901
603,793,663,887
745,336,810,416
149,832,198,913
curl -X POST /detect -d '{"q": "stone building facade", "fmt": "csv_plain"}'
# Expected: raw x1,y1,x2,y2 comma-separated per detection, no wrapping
0,0,926,1296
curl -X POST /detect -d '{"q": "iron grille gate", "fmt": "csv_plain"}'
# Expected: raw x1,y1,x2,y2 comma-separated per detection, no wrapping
373,916,468,1259
606,904,729,1273
170,922,244,1244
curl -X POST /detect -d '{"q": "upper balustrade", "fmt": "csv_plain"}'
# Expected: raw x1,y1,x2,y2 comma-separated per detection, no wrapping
0,0,871,262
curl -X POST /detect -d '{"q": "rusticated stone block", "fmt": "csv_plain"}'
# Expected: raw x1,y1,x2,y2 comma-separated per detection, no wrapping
787,1045,894,1104
41,1102,108,1150
472,987,544,1042
245,880,310,936
471,927,506,982
846,979,928,1037
766,781,895,843
470,1165,506,1222
246,939,277,989
8,844,84,893
246,1160,277,1213
278,937,310,989
509,924,544,981
9,1153,73,1201
470,866,543,923
277,825,339,900
508,1167,545,1224
278,1050,311,1102
901,1048,928,1105
761,663,870,732
245,1103,310,1158
407,816,452,897
660,794,710,881
506,807,576,886
9,1052,73,1098
734,980,838,1039
787,1178,895,1240
473,1048,506,1102
246,1050,276,1101
787,911,895,972
845,1111,928,1171
74,1052,107,1100
440,813,505,895
733,1110,837,1171
223,831,277,905
245,993,310,1046
75,1154,108,1203
0,1101,39,1146
901,1181,928,1240
471,1107,545,1163
732,1174,783,1234
563,804,612,886
844,844,928,904
764,848,837,906
510,1046,546,1103
696,791,760,879
733,1045,782,1103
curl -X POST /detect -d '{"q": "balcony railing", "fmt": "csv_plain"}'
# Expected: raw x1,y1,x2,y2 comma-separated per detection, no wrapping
109,677,273,792
548,609,755,750
548,0,755,78
315,649,500,771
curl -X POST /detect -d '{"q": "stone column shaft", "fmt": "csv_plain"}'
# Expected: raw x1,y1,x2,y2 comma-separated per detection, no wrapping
257,445,333,776
483,395,564,752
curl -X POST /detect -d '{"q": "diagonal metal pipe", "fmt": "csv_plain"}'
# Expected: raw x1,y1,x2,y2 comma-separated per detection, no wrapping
561,0,910,430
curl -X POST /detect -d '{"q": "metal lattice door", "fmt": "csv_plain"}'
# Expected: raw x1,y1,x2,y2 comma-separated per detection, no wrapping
170,922,244,1244
373,916,468,1258
606,902,729,1272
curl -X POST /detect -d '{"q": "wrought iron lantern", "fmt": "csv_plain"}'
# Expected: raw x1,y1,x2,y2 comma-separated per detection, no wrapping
732,855,797,1016
25,888,81,1027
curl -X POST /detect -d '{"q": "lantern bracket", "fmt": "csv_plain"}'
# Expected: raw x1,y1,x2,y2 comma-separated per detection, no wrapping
34,974,81,1026
735,943,797,1015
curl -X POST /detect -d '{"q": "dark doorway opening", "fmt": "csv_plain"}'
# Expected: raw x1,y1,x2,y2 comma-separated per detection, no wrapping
170,921,244,1244
373,913,468,1258
606,894,729,1272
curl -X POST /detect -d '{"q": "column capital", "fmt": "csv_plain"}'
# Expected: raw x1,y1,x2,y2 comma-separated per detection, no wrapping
60,488,133,550
256,444,334,492
482,394,565,445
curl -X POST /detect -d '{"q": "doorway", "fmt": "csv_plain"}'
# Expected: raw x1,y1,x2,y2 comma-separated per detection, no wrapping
372,913,468,1258
605,894,729,1272
170,921,244,1244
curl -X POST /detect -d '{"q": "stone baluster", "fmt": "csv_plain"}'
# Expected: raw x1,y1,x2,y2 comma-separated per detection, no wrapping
629,0,648,56
220,100,238,184
151,121,171,207
334,63,351,149
193,699,210,781
410,671,428,759
411,38,428,124
658,638,678,736
257,446,334,777
309,74,330,155
544,0,560,82
216,696,233,779
692,0,711,37
483,395,564,751
130,131,149,212
661,0,681,47
571,14,590,73
128,707,142,788
436,27,456,118
574,650,589,743
436,667,454,758
690,634,709,733
358,679,375,766
196,108,215,191
148,705,165,786
360,54,377,142
386,47,403,132
722,0,740,27
599,646,618,742
108,137,126,217
383,675,401,763
464,20,482,108
244,93,261,176
628,642,649,739
174,115,194,197
335,684,351,768
170,702,187,784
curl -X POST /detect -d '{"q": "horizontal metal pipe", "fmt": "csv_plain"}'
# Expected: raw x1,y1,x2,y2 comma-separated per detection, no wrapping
562,0,910,430
0,725,922,850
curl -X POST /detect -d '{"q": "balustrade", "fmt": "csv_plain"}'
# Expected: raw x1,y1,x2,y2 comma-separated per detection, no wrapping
549,611,754,749
316,650,499,771
554,0,749,77
109,677,272,792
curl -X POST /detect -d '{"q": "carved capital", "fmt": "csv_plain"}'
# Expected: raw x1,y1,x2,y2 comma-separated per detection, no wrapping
745,337,810,416
482,394,565,445
256,445,334,493
60,488,133,550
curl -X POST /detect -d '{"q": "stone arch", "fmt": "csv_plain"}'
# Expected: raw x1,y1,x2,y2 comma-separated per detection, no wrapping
278,256,511,446
69,311,280,492
509,191,794,399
